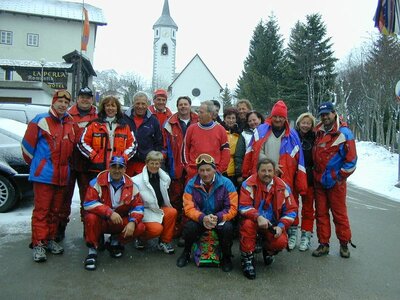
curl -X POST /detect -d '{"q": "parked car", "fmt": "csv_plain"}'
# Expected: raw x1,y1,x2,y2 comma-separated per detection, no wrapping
0,103,49,124
0,117,32,212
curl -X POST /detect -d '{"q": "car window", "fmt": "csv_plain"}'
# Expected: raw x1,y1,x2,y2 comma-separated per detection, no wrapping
0,109,28,123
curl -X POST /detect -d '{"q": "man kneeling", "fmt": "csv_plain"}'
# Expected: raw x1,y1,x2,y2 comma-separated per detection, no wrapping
239,159,297,279
176,154,238,272
83,156,145,270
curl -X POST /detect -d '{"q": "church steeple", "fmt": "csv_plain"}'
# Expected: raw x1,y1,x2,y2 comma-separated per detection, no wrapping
153,0,177,29
152,0,178,90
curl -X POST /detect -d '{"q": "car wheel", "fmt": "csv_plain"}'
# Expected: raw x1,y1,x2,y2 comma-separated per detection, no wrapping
0,175,17,213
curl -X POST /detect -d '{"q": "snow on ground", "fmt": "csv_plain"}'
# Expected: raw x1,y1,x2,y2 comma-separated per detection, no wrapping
0,141,399,235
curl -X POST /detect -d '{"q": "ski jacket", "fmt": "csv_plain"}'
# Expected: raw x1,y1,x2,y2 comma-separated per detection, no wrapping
21,107,75,186
68,104,98,172
78,117,136,172
234,128,255,177
183,172,238,224
148,104,172,129
313,118,357,189
123,108,163,162
163,112,199,179
132,166,172,223
83,171,144,224
239,174,297,229
242,117,307,195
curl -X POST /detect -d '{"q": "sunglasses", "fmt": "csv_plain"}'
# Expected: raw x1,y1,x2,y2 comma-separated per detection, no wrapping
56,90,71,101
195,153,215,165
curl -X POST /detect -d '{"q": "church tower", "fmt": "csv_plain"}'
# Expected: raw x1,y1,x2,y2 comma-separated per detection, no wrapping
152,0,178,90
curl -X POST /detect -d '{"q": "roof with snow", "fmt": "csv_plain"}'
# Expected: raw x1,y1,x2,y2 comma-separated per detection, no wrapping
0,0,107,25
153,0,177,29
0,59,72,69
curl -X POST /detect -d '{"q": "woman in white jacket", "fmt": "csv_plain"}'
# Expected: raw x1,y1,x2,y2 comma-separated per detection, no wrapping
133,151,177,254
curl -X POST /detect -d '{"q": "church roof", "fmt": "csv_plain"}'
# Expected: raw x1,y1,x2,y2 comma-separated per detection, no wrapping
0,0,107,25
153,0,177,29
169,54,223,90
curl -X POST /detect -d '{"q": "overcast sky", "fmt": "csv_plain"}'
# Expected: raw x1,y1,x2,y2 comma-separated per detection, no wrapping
81,0,380,89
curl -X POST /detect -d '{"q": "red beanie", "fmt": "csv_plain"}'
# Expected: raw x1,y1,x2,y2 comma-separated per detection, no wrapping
270,100,287,118
153,89,168,99
52,90,71,104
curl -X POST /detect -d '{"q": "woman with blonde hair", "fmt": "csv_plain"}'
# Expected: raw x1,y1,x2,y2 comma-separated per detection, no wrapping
290,112,316,251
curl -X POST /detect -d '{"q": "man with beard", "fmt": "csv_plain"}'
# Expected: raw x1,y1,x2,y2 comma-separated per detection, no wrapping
242,99,307,250
239,159,297,279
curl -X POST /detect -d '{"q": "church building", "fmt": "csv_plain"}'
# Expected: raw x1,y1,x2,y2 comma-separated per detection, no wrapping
152,0,223,111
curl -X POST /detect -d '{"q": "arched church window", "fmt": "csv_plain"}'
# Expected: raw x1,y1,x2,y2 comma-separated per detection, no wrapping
156,29,159,36
161,44,168,55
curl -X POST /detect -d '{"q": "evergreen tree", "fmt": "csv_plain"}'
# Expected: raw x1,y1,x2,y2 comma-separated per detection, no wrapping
284,14,337,116
236,14,285,114
220,84,232,109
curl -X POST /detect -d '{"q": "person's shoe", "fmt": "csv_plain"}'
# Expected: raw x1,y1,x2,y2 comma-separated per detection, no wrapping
340,244,350,258
221,255,233,272
32,243,47,262
108,244,124,258
299,231,312,252
312,244,330,257
55,223,66,243
262,249,275,266
241,252,256,280
158,242,175,254
176,250,190,268
47,240,64,255
287,226,298,250
135,238,145,250
84,254,97,271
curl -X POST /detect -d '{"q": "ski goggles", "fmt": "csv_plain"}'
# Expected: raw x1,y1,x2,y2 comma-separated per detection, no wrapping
56,90,71,102
195,154,216,169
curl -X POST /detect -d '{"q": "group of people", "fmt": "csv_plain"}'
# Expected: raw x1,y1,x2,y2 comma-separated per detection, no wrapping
21,87,357,279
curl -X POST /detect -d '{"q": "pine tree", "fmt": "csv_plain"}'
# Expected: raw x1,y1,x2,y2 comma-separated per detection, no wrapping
220,84,232,109
236,15,285,114
284,14,337,116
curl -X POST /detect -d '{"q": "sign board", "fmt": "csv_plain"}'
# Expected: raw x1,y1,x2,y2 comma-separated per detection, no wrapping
17,69,68,89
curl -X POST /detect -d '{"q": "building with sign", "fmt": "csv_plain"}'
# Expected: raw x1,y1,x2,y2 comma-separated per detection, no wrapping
0,0,106,103
152,0,223,112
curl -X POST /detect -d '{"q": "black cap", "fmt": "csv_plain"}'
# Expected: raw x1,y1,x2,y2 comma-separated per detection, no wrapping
78,87,93,97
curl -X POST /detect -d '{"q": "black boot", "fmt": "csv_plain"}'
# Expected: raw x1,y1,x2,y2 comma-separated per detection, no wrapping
221,250,233,272
241,252,256,279
262,248,275,266
176,250,191,268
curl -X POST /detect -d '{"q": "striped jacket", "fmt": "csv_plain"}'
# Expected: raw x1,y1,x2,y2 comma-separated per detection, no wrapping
313,118,357,189
21,107,75,186
83,171,144,224
183,172,238,224
242,118,307,195
239,174,297,229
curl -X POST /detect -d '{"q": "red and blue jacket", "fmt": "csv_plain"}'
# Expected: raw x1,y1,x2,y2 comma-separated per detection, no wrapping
183,172,238,224
83,171,144,224
242,118,307,195
239,174,297,229
21,107,75,186
313,118,357,189
163,112,199,179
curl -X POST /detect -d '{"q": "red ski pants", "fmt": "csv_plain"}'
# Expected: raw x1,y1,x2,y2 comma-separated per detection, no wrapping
84,211,145,248
314,180,351,245
239,218,288,253
31,182,66,245
139,207,177,243
299,186,315,232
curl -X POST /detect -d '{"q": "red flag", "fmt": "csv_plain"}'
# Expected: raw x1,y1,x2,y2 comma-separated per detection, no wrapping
81,7,90,51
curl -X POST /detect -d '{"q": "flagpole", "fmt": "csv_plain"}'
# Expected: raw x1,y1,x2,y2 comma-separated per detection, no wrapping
77,0,85,98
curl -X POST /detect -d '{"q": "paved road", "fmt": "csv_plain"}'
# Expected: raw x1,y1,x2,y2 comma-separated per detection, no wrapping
0,184,399,299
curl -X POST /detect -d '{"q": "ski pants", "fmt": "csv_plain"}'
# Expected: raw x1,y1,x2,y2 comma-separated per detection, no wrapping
314,180,351,245
140,207,177,243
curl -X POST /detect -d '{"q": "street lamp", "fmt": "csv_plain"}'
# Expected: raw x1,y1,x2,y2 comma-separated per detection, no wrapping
39,58,46,83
